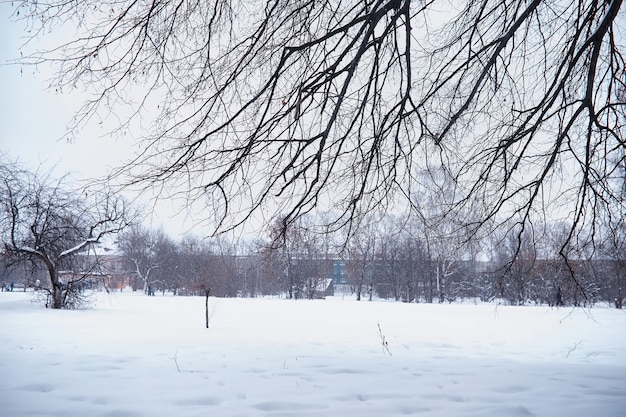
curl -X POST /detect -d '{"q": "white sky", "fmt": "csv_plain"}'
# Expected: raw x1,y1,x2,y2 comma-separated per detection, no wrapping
0,4,132,181
0,3,211,239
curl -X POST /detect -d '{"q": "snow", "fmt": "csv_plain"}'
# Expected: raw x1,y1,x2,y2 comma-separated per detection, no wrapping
0,291,624,417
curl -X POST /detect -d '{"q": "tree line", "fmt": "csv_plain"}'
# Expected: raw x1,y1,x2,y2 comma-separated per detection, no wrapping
114,214,625,309
2,160,624,309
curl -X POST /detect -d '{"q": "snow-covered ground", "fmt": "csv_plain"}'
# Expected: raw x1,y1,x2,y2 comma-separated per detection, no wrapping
0,291,624,417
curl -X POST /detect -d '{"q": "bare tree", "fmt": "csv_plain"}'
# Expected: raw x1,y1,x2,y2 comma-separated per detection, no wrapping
374,218,404,301
295,219,332,300
10,1,625,282
384,234,425,303
256,237,286,297
261,215,333,299
117,225,171,294
345,218,379,301
150,232,180,295
396,227,430,303
0,161,132,309
208,238,239,297
597,211,626,308
489,226,540,305
265,217,310,299
599,149,626,308
411,167,466,303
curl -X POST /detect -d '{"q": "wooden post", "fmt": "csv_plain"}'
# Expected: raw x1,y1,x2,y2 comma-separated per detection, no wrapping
205,287,211,329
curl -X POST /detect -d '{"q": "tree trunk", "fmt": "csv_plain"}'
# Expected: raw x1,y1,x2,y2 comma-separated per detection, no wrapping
45,262,64,309
51,284,64,309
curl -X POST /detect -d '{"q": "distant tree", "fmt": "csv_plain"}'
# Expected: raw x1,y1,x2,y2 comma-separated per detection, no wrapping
179,236,237,297
256,239,285,297
598,216,626,309
241,251,263,298
175,235,217,326
264,217,301,299
372,216,429,303
261,215,331,299
117,225,170,294
600,151,626,308
416,166,493,303
397,232,429,303
177,235,204,295
491,226,538,305
209,238,238,297
539,222,578,306
295,218,332,300
150,233,180,295
345,219,379,301
233,243,261,298
0,161,132,309
375,218,404,301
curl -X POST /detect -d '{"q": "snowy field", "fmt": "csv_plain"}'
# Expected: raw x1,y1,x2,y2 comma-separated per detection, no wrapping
0,291,624,417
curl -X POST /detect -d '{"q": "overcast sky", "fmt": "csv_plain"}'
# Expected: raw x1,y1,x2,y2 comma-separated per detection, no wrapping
0,4,207,239
0,3,130,180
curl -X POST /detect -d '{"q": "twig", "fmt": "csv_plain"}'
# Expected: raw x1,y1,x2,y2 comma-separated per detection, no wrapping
377,322,392,356
565,340,583,359
171,350,181,372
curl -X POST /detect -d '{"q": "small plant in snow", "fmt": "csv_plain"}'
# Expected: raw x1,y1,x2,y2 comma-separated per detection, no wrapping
171,351,181,373
377,322,392,357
